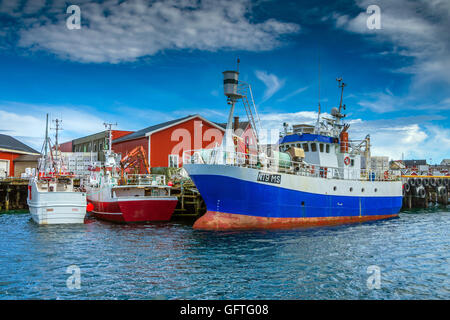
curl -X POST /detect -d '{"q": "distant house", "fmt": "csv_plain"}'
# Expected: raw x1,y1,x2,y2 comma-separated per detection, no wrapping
390,160,406,170
215,116,258,155
0,134,40,178
441,159,450,166
403,160,427,168
60,130,134,162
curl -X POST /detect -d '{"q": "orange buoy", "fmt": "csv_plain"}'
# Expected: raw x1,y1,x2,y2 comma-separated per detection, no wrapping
86,202,94,212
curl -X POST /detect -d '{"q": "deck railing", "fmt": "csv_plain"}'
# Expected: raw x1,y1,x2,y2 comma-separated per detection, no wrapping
183,149,401,182
121,174,167,186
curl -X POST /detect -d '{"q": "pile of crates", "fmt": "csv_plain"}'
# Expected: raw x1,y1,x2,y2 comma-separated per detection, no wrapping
61,152,98,176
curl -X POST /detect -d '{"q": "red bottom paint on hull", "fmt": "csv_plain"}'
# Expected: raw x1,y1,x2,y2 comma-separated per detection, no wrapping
193,211,399,230
91,199,178,223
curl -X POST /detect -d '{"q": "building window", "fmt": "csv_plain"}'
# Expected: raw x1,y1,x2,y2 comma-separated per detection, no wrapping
302,143,309,152
351,159,354,167
319,143,324,153
99,143,103,151
311,143,317,152
326,144,330,153
169,154,179,168
94,144,97,152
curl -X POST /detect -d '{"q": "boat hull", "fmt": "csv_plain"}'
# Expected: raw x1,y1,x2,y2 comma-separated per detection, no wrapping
27,182,87,225
184,164,403,230
29,203,87,225
89,198,178,223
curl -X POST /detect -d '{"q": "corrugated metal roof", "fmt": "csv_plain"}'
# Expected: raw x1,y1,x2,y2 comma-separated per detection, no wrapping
113,115,195,143
0,134,40,154
13,154,41,162
403,160,427,167
215,121,250,132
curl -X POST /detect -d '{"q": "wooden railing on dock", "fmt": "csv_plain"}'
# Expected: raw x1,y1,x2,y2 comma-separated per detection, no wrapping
170,180,206,218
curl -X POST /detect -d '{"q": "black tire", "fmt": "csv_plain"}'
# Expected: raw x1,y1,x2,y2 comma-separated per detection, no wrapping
404,183,411,193
416,187,426,199
430,178,436,187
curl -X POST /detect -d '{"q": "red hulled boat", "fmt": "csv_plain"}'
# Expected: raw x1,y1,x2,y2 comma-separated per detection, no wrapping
83,125,178,223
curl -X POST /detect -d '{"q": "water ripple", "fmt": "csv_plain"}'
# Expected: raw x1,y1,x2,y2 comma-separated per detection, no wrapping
0,208,449,299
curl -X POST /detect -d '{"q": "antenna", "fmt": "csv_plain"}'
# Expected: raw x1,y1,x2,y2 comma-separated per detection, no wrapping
103,122,117,153
52,118,63,150
236,57,240,73
337,77,346,113
51,118,63,171
315,51,321,132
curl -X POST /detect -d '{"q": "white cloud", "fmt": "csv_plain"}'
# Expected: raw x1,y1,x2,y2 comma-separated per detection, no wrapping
10,0,300,63
331,0,450,88
257,110,450,162
0,102,109,150
277,86,309,102
255,70,286,102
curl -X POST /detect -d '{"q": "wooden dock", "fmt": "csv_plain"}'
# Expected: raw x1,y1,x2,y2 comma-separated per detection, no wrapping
0,177,206,218
2,175,447,214
0,178,29,212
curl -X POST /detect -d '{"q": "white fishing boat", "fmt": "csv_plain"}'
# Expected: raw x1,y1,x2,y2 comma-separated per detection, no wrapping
27,115,87,225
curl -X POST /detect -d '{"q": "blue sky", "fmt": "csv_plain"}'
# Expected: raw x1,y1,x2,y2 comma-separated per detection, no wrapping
0,0,449,162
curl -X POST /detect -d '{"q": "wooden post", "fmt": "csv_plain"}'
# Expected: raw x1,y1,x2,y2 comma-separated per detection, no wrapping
15,188,20,210
5,188,10,212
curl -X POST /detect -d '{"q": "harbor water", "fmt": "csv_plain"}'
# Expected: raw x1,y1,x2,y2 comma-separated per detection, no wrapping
0,208,448,300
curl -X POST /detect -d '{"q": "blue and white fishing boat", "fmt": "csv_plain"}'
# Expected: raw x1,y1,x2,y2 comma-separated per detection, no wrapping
183,66,402,230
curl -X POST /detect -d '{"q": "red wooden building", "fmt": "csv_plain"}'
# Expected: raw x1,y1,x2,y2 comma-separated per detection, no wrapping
0,134,40,178
112,114,256,170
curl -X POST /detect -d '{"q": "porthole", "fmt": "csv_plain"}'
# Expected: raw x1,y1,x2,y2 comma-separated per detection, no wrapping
301,201,305,206
361,188,365,192
333,186,337,191
374,188,378,192
349,187,353,192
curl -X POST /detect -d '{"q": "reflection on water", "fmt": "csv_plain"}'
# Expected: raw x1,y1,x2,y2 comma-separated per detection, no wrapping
0,208,449,299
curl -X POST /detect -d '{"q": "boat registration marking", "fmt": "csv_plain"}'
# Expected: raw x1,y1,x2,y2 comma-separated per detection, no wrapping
257,172,281,184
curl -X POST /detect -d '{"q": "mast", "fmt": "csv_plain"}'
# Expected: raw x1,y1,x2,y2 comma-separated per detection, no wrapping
41,113,49,173
103,122,117,153
44,114,49,159
337,77,346,114
315,52,321,133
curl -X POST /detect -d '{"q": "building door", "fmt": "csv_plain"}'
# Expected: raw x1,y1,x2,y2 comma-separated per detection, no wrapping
0,160,9,178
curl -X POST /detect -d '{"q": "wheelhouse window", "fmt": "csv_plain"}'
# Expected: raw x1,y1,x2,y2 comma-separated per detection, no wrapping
326,144,330,153
319,143,324,153
169,154,179,168
302,143,309,152
311,143,317,152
